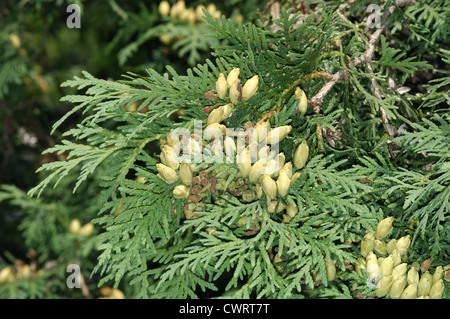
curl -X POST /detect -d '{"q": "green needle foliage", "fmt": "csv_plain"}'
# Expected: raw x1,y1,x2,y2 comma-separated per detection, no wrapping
1,0,448,299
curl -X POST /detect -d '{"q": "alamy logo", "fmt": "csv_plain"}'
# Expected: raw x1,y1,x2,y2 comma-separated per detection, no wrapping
66,264,81,288
66,4,81,29
367,4,382,29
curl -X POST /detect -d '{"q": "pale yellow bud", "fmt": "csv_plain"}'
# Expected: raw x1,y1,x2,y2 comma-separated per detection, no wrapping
355,257,366,277
290,172,302,187
170,0,185,18
70,219,81,234
156,163,178,184
391,249,402,267
400,283,417,299
376,275,393,298
389,276,407,299
237,148,251,177
392,263,407,281
280,162,293,179
216,73,228,99
249,158,267,183
229,80,241,104
0,267,15,284
220,103,233,121
429,279,444,299
267,126,292,145
16,265,31,280
227,68,240,87
418,271,433,296
205,123,227,138
261,174,277,200
158,1,171,16
326,258,336,282
267,201,285,213
207,107,224,126
276,170,291,197
380,255,394,277
396,235,410,256
251,121,269,144
109,288,125,299
286,203,298,219
407,267,419,286
79,223,94,236
293,140,309,169
179,163,193,186
375,216,393,239
374,239,387,255
432,266,443,283
386,239,397,254
162,145,180,170
242,190,256,202
255,182,263,199
195,5,206,21
295,87,308,114
9,34,21,49
366,251,380,281
360,232,375,258
242,75,259,101
173,184,190,199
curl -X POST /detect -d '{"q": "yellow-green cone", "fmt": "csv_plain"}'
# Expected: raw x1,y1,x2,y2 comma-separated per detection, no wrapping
396,235,411,256
386,239,397,254
237,148,251,177
242,190,256,203
290,172,302,187
242,75,259,101
400,283,417,299
158,1,171,16
207,107,225,126
227,68,240,87
216,73,228,99
276,170,291,197
355,257,366,277
376,275,393,298
429,279,444,299
267,201,285,213
173,184,190,199
360,232,375,258
380,255,394,277
389,276,407,299
251,121,270,144
286,203,298,219
375,216,393,239
295,87,308,114
162,145,180,170
391,249,402,267
392,263,407,281
156,163,178,184
229,79,241,104
280,162,293,179
407,267,420,286
266,126,292,145
293,140,309,169
261,174,277,200
249,158,267,183
418,271,433,296
374,239,387,255
432,266,443,283
179,163,193,186
326,258,336,282
366,251,380,280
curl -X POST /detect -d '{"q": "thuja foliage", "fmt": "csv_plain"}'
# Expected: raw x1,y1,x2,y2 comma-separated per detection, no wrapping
1,0,449,299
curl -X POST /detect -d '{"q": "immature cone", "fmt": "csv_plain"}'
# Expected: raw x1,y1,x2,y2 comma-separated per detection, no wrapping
0,267,15,284
276,170,291,197
418,271,433,296
392,263,408,281
432,266,443,283
267,201,285,213
286,203,298,219
396,235,411,256
293,140,309,169
156,163,178,184
229,80,241,104
242,190,256,202
360,232,375,258
79,223,94,236
374,240,387,255
267,126,292,145
261,175,277,200
375,216,393,239
376,275,393,298
290,172,302,187
407,267,420,286
242,75,259,101
173,184,190,199
389,276,407,299
366,251,380,281
249,158,266,183
158,1,171,16
380,255,394,277
237,148,251,178
295,87,308,114
355,257,366,277
386,239,397,254
429,279,444,299
400,283,417,299
179,163,193,186
9,34,21,49
251,121,269,144
391,249,402,267
70,219,81,234
207,107,225,125
280,162,293,179
216,73,228,99
326,258,336,282
227,68,240,87
170,0,185,18
161,145,180,170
